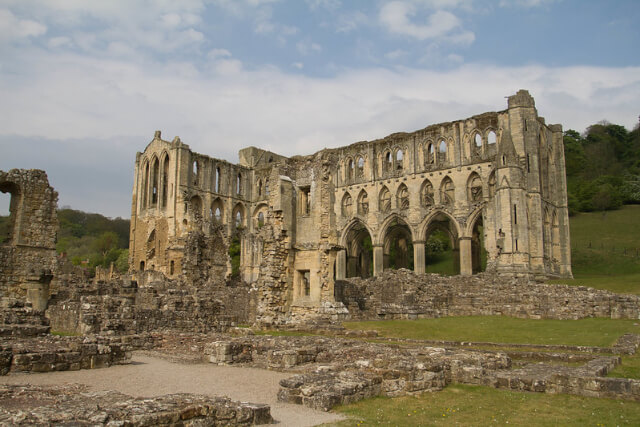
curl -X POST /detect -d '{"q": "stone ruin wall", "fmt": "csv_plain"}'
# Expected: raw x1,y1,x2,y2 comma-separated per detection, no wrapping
0,169,58,312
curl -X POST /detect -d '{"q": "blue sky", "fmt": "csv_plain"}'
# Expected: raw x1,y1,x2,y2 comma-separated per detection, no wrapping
1,0,639,218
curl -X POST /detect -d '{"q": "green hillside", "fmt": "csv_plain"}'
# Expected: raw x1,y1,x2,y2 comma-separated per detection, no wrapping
552,204,640,294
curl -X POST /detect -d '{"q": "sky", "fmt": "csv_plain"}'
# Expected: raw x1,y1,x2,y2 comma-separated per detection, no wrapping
0,0,639,218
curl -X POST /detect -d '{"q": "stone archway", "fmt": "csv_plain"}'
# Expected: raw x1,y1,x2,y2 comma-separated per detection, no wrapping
337,219,374,279
382,217,413,271
422,212,460,275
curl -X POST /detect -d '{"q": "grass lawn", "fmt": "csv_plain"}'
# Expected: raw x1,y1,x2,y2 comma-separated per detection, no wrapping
327,384,640,426
549,205,640,294
344,316,640,347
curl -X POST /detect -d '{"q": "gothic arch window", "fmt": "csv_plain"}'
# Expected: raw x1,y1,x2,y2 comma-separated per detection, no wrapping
192,160,199,186
142,160,149,208
438,139,447,163
236,173,242,195
233,203,245,228
215,167,221,193
211,198,223,223
379,186,391,213
396,184,409,210
426,143,435,165
357,157,365,178
151,157,160,205
440,176,455,206
467,172,483,203
421,179,434,207
384,151,392,173
474,133,482,148
357,190,369,216
257,179,263,197
257,211,265,227
190,195,203,220
487,130,497,145
395,149,403,170
161,154,169,208
341,192,353,217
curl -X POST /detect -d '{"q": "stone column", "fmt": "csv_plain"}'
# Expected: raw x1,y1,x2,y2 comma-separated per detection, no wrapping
373,245,384,276
336,249,347,280
414,241,425,274
459,236,473,276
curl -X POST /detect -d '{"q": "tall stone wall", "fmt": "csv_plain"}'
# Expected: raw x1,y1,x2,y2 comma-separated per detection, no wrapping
0,169,58,312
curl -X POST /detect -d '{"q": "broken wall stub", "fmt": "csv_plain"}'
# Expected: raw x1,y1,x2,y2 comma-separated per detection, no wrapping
130,90,573,325
0,169,58,312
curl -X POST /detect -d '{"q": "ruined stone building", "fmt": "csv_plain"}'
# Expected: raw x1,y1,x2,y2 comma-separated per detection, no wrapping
130,90,572,322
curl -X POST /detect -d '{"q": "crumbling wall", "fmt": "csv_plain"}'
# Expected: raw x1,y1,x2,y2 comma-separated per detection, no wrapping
335,270,640,320
0,169,58,315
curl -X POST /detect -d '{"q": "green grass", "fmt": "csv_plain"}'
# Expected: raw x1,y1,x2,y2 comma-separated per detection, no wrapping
328,384,640,426
344,316,640,347
550,205,640,294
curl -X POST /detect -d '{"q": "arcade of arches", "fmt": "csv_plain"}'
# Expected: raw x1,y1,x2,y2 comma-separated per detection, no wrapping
337,210,486,279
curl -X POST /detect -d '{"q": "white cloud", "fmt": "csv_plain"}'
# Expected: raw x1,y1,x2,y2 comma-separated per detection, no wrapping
208,48,232,60
296,39,322,55
48,36,72,49
292,62,304,69
385,49,408,60
335,10,368,33
379,2,473,44
0,8,47,43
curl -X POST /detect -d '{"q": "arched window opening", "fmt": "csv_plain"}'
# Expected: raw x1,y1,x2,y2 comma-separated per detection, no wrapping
357,157,365,178
438,140,447,163
192,160,199,186
383,218,413,271
345,221,373,278
385,151,392,172
396,184,409,210
161,155,169,208
341,193,353,217
471,215,486,273
215,167,221,193
427,144,435,165
396,149,403,170
357,190,369,216
543,210,551,259
265,180,270,196
233,203,245,229
440,177,455,206
142,161,149,208
467,173,483,203
488,131,497,144
379,187,391,213
211,198,223,223
151,157,160,205
421,180,434,207
170,260,175,276
236,173,242,195
0,183,18,245
140,260,145,271
257,179,263,197
424,213,459,275
258,211,265,227
474,133,482,148
347,159,354,181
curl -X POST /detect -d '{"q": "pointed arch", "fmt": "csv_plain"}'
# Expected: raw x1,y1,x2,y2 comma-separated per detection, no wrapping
151,156,160,206
341,192,353,217
161,152,170,208
357,156,365,178
421,179,435,207
190,195,203,219
340,218,374,278
418,209,462,242
142,158,150,209
487,130,497,145
210,197,224,223
396,183,409,210
357,189,369,216
487,170,497,199
232,202,246,228
440,176,455,206
377,213,415,246
379,214,414,271
253,203,268,228
379,186,391,213
467,172,483,203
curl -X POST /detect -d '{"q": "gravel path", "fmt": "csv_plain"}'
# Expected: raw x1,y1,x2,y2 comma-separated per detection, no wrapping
0,353,345,426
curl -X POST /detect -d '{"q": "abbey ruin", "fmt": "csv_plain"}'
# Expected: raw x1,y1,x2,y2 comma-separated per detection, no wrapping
131,89,572,321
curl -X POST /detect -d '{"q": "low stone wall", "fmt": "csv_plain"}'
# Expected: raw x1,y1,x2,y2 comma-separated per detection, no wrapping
0,334,155,375
336,270,640,320
0,299,50,338
0,384,272,426
47,277,254,335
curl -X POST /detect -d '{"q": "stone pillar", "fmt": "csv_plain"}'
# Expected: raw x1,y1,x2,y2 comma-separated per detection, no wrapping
373,245,384,276
336,249,346,280
414,241,425,274
459,237,472,276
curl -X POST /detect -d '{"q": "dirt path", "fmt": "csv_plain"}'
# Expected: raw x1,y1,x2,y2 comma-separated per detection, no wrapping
0,353,345,426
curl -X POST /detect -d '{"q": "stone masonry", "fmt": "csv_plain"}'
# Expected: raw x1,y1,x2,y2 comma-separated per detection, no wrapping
130,90,573,326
